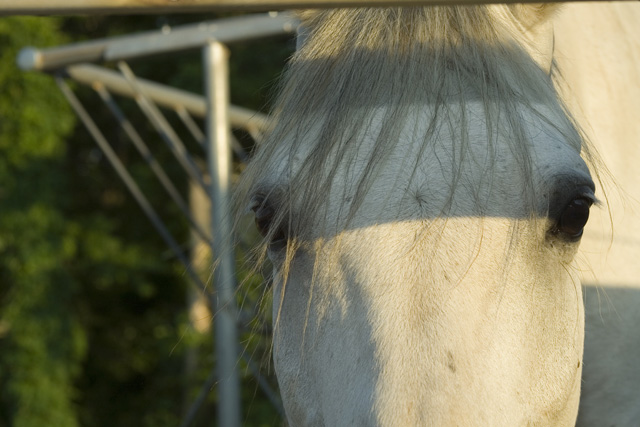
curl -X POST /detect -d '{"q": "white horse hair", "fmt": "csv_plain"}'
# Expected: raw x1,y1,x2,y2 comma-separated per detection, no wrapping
234,4,636,426
553,3,640,426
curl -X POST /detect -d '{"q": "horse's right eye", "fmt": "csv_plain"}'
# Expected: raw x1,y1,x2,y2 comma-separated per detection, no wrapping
250,197,287,248
253,203,274,237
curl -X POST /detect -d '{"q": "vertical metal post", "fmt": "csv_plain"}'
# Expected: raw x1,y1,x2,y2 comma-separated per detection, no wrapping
203,41,240,427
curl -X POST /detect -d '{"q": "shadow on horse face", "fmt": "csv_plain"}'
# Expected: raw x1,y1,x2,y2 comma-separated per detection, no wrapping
239,6,600,426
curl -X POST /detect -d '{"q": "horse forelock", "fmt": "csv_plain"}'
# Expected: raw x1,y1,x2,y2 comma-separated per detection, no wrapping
236,6,597,272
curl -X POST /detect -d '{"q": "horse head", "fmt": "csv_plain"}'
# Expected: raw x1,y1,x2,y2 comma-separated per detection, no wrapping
239,6,597,425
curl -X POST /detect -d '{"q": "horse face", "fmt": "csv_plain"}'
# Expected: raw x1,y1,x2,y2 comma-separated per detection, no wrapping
241,6,600,424
250,99,593,425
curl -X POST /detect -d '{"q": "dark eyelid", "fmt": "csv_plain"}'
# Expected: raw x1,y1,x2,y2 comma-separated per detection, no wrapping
581,194,599,209
249,192,267,212
575,182,602,212
544,175,595,220
248,182,285,212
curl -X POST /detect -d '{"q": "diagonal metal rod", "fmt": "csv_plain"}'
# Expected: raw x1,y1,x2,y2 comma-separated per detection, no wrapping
241,353,284,416
94,84,214,248
176,105,250,163
56,76,208,293
244,126,264,146
180,366,218,427
176,105,207,150
117,61,211,198
231,136,251,164
180,352,284,427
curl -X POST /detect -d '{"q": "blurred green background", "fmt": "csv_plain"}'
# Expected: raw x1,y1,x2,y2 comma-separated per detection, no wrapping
0,13,294,427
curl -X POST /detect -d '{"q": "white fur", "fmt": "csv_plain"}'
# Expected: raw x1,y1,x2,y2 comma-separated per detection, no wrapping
554,3,640,425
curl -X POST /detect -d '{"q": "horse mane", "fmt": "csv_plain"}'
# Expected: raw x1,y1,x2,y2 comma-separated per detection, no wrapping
235,6,595,268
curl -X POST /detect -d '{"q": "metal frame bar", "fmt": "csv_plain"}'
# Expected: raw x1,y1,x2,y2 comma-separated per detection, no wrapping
27,12,293,426
117,61,211,196
180,366,219,427
176,105,250,162
56,76,209,293
63,64,270,133
175,106,208,151
93,84,213,246
180,352,284,427
17,13,297,71
1,0,629,16
204,40,241,427
61,72,279,424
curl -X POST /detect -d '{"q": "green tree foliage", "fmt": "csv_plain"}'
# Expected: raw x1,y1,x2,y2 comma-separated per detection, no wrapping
0,13,293,427
0,17,81,427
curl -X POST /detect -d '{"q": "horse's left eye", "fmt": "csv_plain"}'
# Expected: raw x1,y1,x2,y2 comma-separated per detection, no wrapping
553,197,592,240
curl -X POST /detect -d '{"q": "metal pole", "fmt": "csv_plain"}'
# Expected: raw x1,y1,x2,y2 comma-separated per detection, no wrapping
17,14,297,70
1,0,628,16
203,41,241,427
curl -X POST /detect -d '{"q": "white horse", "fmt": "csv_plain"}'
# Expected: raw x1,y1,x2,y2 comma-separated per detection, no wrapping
554,3,640,426
237,5,628,425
